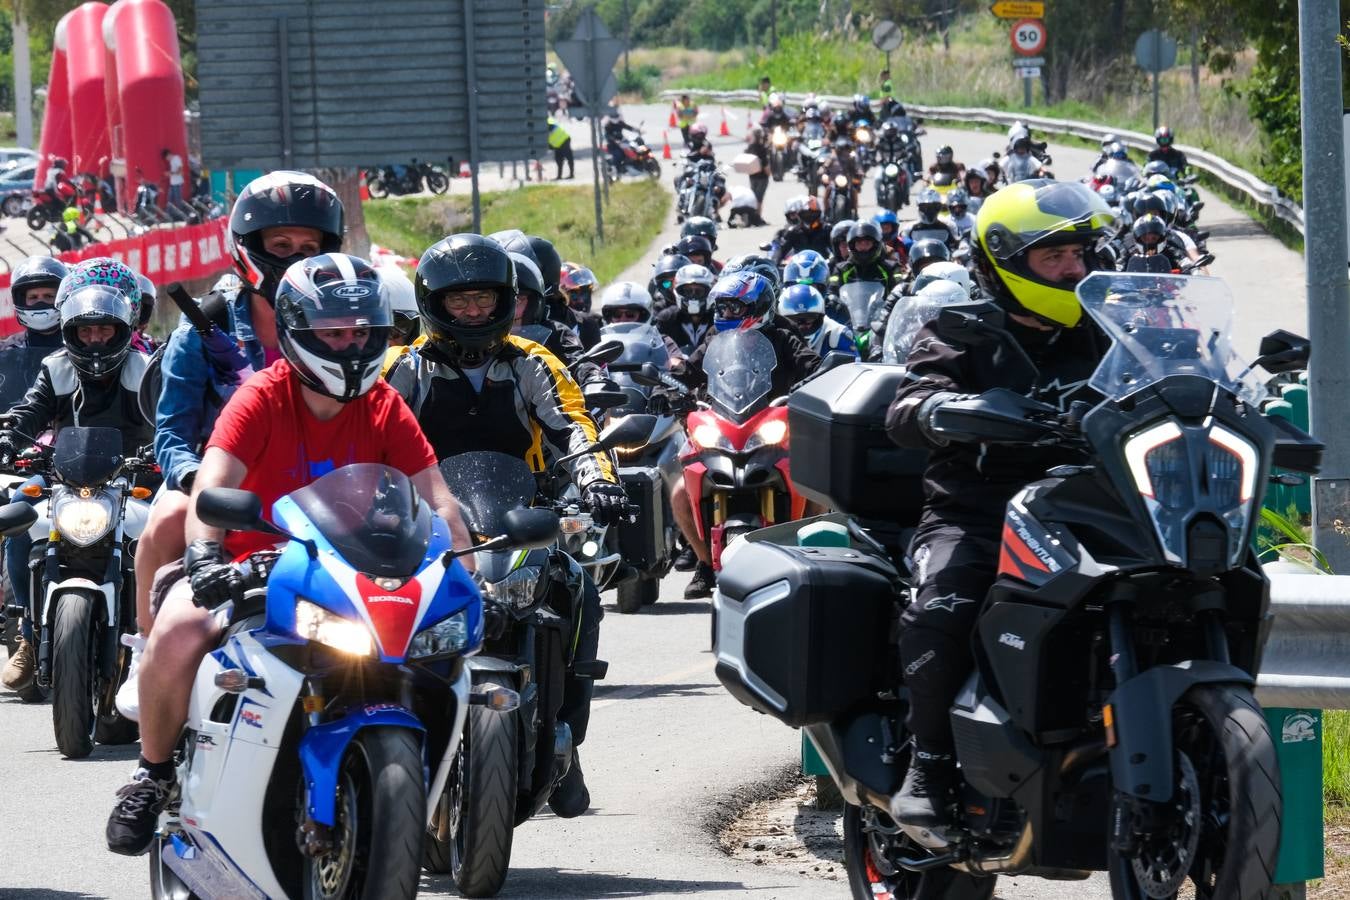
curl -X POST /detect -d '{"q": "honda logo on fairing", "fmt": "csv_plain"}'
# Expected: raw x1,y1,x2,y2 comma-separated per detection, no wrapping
999,632,1026,651
368,594,414,606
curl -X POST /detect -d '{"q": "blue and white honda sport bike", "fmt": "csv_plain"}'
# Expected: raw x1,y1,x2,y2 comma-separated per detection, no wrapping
138,463,558,900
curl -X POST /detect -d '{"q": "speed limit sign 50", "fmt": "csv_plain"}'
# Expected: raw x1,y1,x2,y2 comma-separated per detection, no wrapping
1010,18,1047,56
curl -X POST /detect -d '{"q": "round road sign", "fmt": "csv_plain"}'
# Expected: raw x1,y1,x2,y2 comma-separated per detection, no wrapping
872,20,903,52
1010,18,1047,56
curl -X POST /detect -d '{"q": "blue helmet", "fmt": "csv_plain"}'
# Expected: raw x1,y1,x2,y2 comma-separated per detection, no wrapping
872,208,900,236
783,250,829,289
710,271,775,332
777,283,826,317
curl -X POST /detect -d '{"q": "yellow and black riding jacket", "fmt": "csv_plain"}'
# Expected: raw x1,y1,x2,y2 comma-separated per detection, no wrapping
385,334,617,488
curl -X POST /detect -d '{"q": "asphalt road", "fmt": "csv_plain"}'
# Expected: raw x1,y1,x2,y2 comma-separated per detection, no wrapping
0,107,1310,900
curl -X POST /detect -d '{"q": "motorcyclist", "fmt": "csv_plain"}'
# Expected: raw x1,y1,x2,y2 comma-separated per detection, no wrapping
830,220,901,295
675,234,720,273
602,108,643,171
873,209,907,266
759,92,793,132
962,167,991,211
380,264,420,347
494,231,603,354
927,145,965,181
884,179,1114,830
0,257,68,352
976,157,1003,190
105,253,475,856
1148,125,1189,175
670,271,820,598
386,234,623,817
778,283,856,359
685,122,715,162
0,283,153,694
905,187,961,251
649,252,693,312
828,219,854,269
124,172,343,718
133,274,159,353
782,249,845,324
560,263,598,315
1002,134,1050,183
598,281,684,361
946,188,977,239
770,195,831,263
821,138,863,213
658,263,717,355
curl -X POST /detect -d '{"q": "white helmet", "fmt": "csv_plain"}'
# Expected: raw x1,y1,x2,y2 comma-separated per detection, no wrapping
672,264,716,315
598,281,654,323
914,279,969,306
377,264,417,317
911,261,972,298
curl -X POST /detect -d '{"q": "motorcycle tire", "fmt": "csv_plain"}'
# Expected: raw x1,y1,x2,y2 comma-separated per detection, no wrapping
150,836,203,900
25,206,47,231
365,178,389,200
645,158,661,177
771,152,784,183
616,574,660,614
1106,685,1280,900
426,172,450,194
95,630,138,745
3,571,17,658
441,682,518,897
842,803,995,900
50,590,99,759
302,726,424,900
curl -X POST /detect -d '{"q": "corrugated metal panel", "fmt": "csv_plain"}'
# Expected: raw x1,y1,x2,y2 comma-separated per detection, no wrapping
198,0,546,170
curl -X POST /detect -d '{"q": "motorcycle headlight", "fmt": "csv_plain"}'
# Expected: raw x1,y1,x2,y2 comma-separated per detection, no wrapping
834,174,848,188
743,417,789,452
480,565,544,611
408,609,471,658
295,598,374,656
856,128,871,143
885,163,900,178
691,422,734,452
772,130,787,147
52,490,115,547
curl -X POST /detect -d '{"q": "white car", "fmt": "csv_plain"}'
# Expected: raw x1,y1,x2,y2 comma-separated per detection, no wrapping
0,148,38,171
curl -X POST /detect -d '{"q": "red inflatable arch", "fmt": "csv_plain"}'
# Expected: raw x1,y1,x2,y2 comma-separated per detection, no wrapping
107,0,187,207
64,2,111,179
101,2,123,191
34,13,76,192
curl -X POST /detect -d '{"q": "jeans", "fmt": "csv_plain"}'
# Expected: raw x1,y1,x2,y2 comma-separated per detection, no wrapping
167,183,184,207
558,571,603,746
4,477,45,642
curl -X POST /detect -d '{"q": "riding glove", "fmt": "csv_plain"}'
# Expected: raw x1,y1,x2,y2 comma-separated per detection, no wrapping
584,481,630,526
185,539,245,610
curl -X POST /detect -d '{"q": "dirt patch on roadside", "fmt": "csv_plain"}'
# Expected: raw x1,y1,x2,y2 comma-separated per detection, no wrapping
1313,818,1350,898
714,774,846,882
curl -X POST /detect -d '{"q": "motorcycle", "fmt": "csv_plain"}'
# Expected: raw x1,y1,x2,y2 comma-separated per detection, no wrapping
853,119,875,170
677,157,724,223
429,416,650,896
0,348,51,658
132,463,536,900
715,272,1323,900
0,425,154,756
25,187,70,231
770,126,794,182
600,322,686,612
875,160,910,211
797,121,828,187
364,160,451,198
838,280,885,360
929,168,958,201
133,173,165,227
604,132,662,180
824,171,861,225
669,330,805,569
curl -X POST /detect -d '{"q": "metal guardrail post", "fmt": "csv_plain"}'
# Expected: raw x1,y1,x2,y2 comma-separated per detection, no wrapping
1264,706,1323,896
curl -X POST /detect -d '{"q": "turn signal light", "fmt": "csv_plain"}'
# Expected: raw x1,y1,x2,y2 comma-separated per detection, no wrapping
20,485,42,497
130,487,153,500
1103,703,1117,748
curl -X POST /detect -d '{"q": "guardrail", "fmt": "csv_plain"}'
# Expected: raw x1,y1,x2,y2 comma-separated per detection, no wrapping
660,88,1305,236
1259,570,1350,709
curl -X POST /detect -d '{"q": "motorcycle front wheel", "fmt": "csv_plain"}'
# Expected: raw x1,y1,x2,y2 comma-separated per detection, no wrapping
616,574,660,614
425,172,450,194
303,726,425,900
51,590,99,759
645,158,661,177
842,803,995,900
365,177,388,200
25,205,48,231
1107,685,1280,900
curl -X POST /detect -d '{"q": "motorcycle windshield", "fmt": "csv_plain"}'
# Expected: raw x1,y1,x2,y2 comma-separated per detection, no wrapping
602,322,670,400
839,282,885,333
289,464,432,579
1077,272,1264,404
1097,159,1140,185
0,347,50,411
52,426,125,486
438,451,538,540
703,330,777,417
802,122,826,141
882,293,968,365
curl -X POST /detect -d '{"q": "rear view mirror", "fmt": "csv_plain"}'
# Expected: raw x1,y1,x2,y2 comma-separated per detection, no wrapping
630,363,666,388
196,488,265,532
577,339,624,370
0,501,38,537
502,507,560,549
583,385,630,411
597,413,657,451
1255,330,1310,374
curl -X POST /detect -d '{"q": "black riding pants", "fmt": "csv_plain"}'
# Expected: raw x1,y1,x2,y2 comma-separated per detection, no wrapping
899,524,998,753
558,571,603,745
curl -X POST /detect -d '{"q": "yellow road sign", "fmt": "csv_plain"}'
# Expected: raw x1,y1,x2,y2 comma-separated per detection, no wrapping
990,1,1045,18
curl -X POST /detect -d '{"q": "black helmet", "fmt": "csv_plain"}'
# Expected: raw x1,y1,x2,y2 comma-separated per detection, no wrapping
135,273,156,328
830,219,854,253
1132,213,1168,248
527,236,562,297
675,234,713,266
846,220,884,264
59,284,134,378
228,171,344,304
721,253,782,300
879,120,900,140
680,216,719,250
908,238,951,273
508,252,547,326
11,256,68,332
651,252,691,303
274,253,392,402
415,234,518,366
937,145,954,163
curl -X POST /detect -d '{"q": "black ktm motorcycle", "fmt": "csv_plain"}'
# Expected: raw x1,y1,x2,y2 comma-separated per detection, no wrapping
714,272,1322,900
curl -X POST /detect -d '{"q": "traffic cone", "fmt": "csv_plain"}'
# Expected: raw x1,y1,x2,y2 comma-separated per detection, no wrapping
719,107,731,137
669,103,678,128
662,131,672,160
359,181,370,201
459,160,471,178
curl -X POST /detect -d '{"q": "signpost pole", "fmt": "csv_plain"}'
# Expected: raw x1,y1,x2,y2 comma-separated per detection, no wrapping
1300,0,1350,574
462,0,481,232
1023,74,1032,107
1152,38,1161,132
586,40,604,242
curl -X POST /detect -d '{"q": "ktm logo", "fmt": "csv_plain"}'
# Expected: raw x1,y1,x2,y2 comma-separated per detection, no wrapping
368,594,414,606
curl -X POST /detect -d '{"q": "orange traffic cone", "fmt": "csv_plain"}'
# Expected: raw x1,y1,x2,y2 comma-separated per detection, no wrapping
669,103,678,128
719,107,731,137
459,160,471,178
359,181,370,202
662,131,672,159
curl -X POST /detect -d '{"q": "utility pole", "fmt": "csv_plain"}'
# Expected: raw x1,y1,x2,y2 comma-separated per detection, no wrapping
1299,0,1350,573
623,0,630,78
13,0,33,149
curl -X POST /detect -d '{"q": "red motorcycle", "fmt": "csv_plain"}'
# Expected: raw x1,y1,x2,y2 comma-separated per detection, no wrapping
675,330,806,569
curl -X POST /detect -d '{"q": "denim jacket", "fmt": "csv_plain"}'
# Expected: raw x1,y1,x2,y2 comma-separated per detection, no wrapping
153,290,266,491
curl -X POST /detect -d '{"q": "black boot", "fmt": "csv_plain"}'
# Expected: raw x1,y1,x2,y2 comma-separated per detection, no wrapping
684,562,716,599
673,541,697,572
889,746,956,829
549,748,590,818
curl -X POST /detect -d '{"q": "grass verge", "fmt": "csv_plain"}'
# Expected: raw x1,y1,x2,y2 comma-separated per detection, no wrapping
1329,711,1350,808
364,179,670,283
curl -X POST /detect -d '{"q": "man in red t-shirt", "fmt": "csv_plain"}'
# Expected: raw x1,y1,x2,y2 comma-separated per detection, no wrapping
107,253,474,856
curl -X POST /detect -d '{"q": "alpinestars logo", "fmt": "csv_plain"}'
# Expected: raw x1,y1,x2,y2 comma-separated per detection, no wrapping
1035,376,1092,413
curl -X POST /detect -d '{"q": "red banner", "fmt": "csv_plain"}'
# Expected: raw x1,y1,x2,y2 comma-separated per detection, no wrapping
0,217,232,339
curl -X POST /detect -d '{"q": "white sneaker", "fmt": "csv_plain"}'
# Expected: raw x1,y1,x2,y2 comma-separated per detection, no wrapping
115,632,146,722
